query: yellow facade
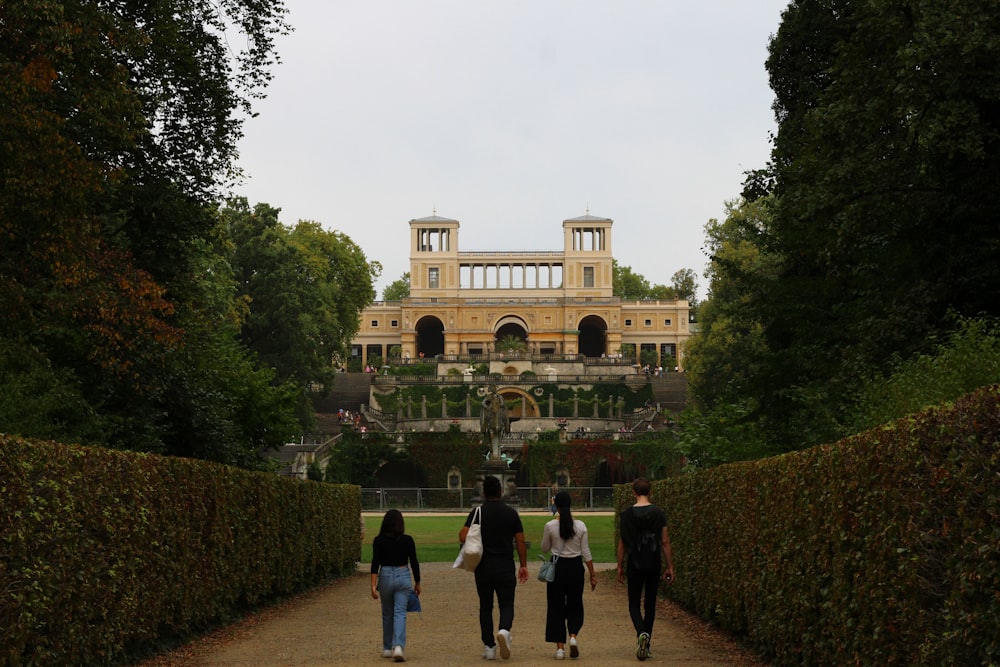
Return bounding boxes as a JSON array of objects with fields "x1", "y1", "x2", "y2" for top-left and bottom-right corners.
[{"x1": 350, "y1": 213, "x2": 690, "y2": 368}]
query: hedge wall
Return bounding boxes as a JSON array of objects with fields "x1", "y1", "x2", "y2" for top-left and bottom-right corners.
[
  {"x1": 616, "y1": 384, "x2": 1000, "y2": 666},
  {"x1": 0, "y1": 436, "x2": 361, "y2": 666}
]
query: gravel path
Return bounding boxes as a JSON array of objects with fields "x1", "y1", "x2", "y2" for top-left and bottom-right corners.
[{"x1": 138, "y1": 561, "x2": 767, "y2": 666}]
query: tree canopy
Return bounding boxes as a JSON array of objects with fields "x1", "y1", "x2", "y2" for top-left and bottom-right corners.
[
  {"x1": 382, "y1": 272, "x2": 411, "y2": 301},
  {"x1": 222, "y1": 199, "x2": 379, "y2": 391},
  {"x1": 0, "y1": 1, "x2": 376, "y2": 467},
  {"x1": 612, "y1": 260, "x2": 698, "y2": 304},
  {"x1": 685, "y1": 0, "x2": 1000, "y2": 459}
]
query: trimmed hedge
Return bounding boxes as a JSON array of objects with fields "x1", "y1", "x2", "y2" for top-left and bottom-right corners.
[
  {"x1": 0, "y1": 436, "x2": 361, "y2": 666},
  {"x1": 616, "y1": 384, "x2": 1000, "y2": 666}
]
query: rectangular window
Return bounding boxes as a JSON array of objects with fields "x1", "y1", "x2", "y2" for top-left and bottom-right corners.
[
  {"x1": 663, "y1": 318, "x2": 672, "y2": 326},
  {"x1": 370, "y1": 320, "x2": 379, "y2": 327},
  {"x1": 428, "y1": 267, "x2": 439, "y2": 288},
  {"x1": 583, "y1": 266, "x2": 594, "y2": 288},
  {"x1": 390, "y1": 320, "x2": 398, "y2": 327},
  {"x1": 624, "y1": 319, "x2": 632, "y2": 327},
  {"x1": 366, "y1": 344, "x2": 383, "y2": 362},
  {"x1": 644, "y1": 319, "x2": 652, "y2": 327},
  {"x1": 351, "y1": 344, "x2": 362, "y2": 358},
  {"x1": 660, "y1": 343, "x2": 676, "y2": 364}
]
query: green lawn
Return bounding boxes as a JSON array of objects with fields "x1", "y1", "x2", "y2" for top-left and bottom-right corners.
[{"x1": 361, "y1": 514, "x2": 617, "y2": 564}]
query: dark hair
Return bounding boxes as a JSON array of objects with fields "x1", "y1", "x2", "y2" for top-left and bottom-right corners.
[
  {"x1": 632, "y1": 477, "x2": 651, "y2": 496},
  {"x1": 380, "y1": 509, "x2": 404, "y2": 537},
  {"x1": 554, "y1": 491, "x2": 576, "y2": 539},
  {"x1": 482, "y1": 475, "x2": 502, "y2": 499}
]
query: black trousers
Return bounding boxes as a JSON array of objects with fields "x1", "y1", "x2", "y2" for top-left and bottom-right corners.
[
  {"x1": 545, "y1": 555, "x2": 585, "y2": 643},
  {"x1": 626, "y1": 559, "x2": 660, "y2": 636},
  {"x1": 474, "y1": 558, "x2": 517, "y2": 647}
]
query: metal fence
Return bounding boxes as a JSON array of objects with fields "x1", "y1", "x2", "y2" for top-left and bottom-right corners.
[{"x1": 361, "y1": 486, "x2": 615, "y2": 512}]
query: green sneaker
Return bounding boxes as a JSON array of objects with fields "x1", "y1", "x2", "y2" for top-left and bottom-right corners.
[{"x1": 637, "y1": 632, "x2": 650, "y2": 661}]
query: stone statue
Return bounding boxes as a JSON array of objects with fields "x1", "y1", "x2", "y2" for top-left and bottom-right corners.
[{"x1": 480, "y1": 385, "x2": 509, "y2": 460}]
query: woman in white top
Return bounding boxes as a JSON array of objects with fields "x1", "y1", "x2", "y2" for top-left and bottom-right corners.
[{"x1": 541, "y1": 491, "x2": 598, "y2": 660}]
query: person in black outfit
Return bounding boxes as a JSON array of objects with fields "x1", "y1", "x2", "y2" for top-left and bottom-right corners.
[
  {"x1": 459, "y1": 475, "x2": 529, "y2": 660},
  {"x1": 371, "y1": 509, "x2": 421, "y2": 662},
  {"x1": 616, "y1": 477, "x2": 674, "y2": 661}
]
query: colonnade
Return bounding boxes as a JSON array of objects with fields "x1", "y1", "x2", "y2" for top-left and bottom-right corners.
[{"x1": 459, "y1": 262, "x2": 564, "y2": 289}]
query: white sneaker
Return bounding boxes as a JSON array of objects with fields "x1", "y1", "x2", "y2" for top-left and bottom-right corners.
[
  {"x1": 392, "y1": 645, "x2": 405, "y2": 662},
  {"x1": 497, "y1": 629, "x2": 512, "y2": 659},
  {"x1": 382, "y1": 649, "x2": 393, "y2": 658},
  {"x1": 568, "y1": 636, "x2": 579, "y2": 659},
  {"x1": 555, "y1": 648, "x2": 566, "y2": 660},
  {"x1": 483, "y1": 644, "x2": 497, "y2": 660}
]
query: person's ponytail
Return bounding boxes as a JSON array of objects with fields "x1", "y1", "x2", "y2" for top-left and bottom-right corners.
[{"x1": 554, "y1": 491, "x2": 575, "y2": 540}]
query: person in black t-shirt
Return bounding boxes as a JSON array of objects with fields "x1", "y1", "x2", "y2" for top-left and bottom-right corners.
[
  {"x1": 371, "y1": 509, "x2": 421, "y2": 662},
  {"x1": 616, "y1": 477, "x2": 675, "y2": 661},
  {"x1": 459, "y1": 476, "x2": 528, "y2": 660}
]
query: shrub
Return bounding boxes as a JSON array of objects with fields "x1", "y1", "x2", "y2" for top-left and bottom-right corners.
[
  {"x1": 0, "y1": 436, "x2": 361, "y2": 666},
  {"x1": 618, "y1": 385, "x2": 1000, "y2": 666}
]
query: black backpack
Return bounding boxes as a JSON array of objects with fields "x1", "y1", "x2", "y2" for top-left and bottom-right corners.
[{"x1": 631, "y1": 527, "x2": 659, "y2": 571}]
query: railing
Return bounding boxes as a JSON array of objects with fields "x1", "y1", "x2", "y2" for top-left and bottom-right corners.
[
  {"x1": 434, "y1": 353, "x2": 587, "y2": 362},
  {"x1": 402, "y1": 296, "x2": 622, "y2": 306},
  {"x1": 378, "y1": 353, "x2": 641, "y2": 367},
  {"x1": 366, "y1": 296, "x2": 686, "y2": 307},
  {"x1": 348, "y1": 429, "x2": 648, "y2": 443},
  {"x1": 372, "y1": 373, "x2": 641, "y2": 386},
  {"x1": 361, "y1": 486, "x2": 615, "y2": 511},
  {"x1": 362, "y1": 405, "x2": 396, "y2": 430},
  {"x1": 457, "y1": 250, "x2": 565, "y2": 257}
]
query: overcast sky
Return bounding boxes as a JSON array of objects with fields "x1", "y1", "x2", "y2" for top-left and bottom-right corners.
[{"x1": 233, "y1": 1, "x2": 790, "y2": 300}]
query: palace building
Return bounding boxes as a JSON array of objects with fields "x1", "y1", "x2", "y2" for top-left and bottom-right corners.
[{"x1": 349, "y1": 212, "x2": 691, "y2": 369}]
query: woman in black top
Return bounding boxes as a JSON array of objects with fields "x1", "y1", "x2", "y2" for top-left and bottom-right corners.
[{"x1": 370, "y1": 509, "x2": 421, "y2": 662}]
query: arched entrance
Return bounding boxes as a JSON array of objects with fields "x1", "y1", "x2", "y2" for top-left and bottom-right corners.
[
  {"x1": 494, "y1": 315, "x2": 528, "y2": 350},
  {"x1": 415, "y1": 316, "x2": 445, "y2": 358},
  {"x1": 497, "y1": 387, "x2": 541, "y2": 419},
  {"x1": 578, "y1": 315, "x2": 608, "y2": 357}
]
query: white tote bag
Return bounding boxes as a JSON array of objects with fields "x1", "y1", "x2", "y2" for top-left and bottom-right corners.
[{"x1": 454, "y1": 505, "x2": 483, "y2": 572}]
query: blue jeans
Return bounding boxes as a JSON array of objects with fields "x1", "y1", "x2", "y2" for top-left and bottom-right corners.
[{"x1": 378, "y1": 566, "x2": 412, "y2": 650}]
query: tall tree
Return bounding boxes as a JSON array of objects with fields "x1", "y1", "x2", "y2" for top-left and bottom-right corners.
[
  {"x1": 382, "y1": 273, "x2": 411, "y2": 301},
  {"x1": 670, "y1": 268, "x2": 699, "y2": 319},
  {"x1": 612, "y1": 260, "x2": 681, "y2": 301},
  {"x1": 745, "y1": 0, "x2": 1000, "y2": 449},
  {"x1": 680, "y1": 198, "x2": 779, "y2": 463},
  {"x1": 0, "y1": 0, "x2": 291, "y2": 464},
  {"x1": 223, "y1": 199, "x2": 379, "y2": 396},
  {"x1": 289, "y1": 219, "x2": 381, "y2": 382}
]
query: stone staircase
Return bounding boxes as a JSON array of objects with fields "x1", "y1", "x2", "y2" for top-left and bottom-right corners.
[
  {"x1": 311, "y1": 372, "x2": 373, "y2": 434},
  {"x1": 649, "y1": 373, "x2": 688, "y2": 414}
]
